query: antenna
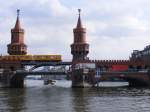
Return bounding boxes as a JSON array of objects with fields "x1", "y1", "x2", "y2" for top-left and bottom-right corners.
[
  {"x1": 78, "y1": 9, "x2": 81, "y2": 16},
  {"x1": 17, "y1": 9, "x2": 20, "y2": 17}
]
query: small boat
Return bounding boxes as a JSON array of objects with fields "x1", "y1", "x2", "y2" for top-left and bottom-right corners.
[{"x1": 44, "y1": 80, "x2": 56, "y2": 85}]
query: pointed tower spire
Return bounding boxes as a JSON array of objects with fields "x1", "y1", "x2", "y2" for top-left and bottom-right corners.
[
  {"x1": 7, "y1": 9, "x2": 27, "y2": 55},
  {"x1": 14, "y1": 9, "x2": 21, "y2": 30},
  {"x1": 76, "y1": 9, "x2": 83, "y2": 28},
  {"x1": 71, "y1": 9, "x2": 89, "y2": 61}
]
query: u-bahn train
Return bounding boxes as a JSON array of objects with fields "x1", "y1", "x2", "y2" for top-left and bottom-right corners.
[{"x1": 0, "y1": 55, "x2": 61, "y2": 61}]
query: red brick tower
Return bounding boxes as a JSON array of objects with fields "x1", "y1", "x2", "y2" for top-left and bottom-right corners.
[
  {"x1": 71, "y1": 9, "x2": 89, "y2": 61},
  {"x1": 7, "y1": 9, "x2": 27, "y2": 55}
]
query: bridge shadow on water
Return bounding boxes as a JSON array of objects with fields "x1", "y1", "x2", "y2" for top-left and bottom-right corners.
[{"x1": 0, "y1": 88, "x2": 26, "y2": 112}]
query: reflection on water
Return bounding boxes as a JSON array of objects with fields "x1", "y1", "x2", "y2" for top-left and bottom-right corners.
[
  {"x1": 0, "y1": 88, "x2": 25, "y2": 112},
  {"x1": 7, "y1": 89, "x2": 25, "y2": 112},
  {"x1": 0, "y1": 80, "x2": 150, "y2": 112},
  {"x1": 71, "y1": 88, "x2": 90, "y2": 112}
]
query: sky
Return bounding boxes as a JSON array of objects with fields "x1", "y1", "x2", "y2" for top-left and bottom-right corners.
[{"x1": 1, "y1": 0, "x2": 150, "y2": 61}]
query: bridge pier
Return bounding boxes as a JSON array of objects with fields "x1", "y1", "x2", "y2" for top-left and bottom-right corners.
[
  {"x1": 71, "y1": 69, "x2": 95, "y2": 88},
  {"x1": 0, "y1": 70, "x2": 25, "y2": 88},
  {"x1": 10, "y1": 74, "x2": 24, "y2": 88}
]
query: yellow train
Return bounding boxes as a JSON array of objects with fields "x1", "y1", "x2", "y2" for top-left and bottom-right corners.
[{"x1": 0, "y1": 55, "x2": 61, "y2": 61}]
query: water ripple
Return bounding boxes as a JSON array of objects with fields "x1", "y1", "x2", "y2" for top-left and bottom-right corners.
[{"x1": 0, "y1": 80, "x2": 150, "y2": 112}]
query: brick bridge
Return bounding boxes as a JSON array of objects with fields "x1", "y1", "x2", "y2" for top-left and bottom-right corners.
[{"x1": 1, "y1": 9, "x2": 150, "y2": 88}]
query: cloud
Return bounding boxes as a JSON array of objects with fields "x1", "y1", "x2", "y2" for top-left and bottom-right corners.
[{"x1": 1, "y1": 0, "x2": 150, "y2": 61}]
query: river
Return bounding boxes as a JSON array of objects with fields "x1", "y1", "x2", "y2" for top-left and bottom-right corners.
[{"x1": 0, "y1": 80, "x2": 150, "y2": 112}]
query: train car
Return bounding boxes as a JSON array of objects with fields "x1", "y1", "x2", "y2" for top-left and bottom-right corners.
[
  {"x1": 31, "y1": 55, "x2": 61, "y2": 61},
  {"x1": 0, "y1": 55, "x2": 61, "y2": 62}
]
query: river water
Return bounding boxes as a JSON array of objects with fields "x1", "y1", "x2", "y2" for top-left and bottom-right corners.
[{"x1": 0, "y1": 80, "x2": 150, "y2": 112}]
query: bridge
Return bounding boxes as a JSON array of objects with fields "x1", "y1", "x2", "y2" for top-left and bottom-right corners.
[
  {"x1": 15, "y1": 71, "x2": 68, "y2": 76},
  {"x1": 1, "y1": 9, "x2": 150, "y2": 88},
  {"x1": 1, "y1": 55, "x2": 150, "y2": 88},
  {"x1": 0, "y1": 61, "x2": 71, "y2": 88}
]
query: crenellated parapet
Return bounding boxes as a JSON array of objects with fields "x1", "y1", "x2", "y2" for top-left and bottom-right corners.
[
  {"x1": 89, "y1": 60, "x2": 145, "y2": 66},
  {"x1": 89, "y1": 59, "x2": 130, "y2": 65}
]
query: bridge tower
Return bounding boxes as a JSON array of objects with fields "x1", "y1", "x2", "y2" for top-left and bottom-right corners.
[
  {"x1": 71, "y1": 9, "x2": 95, "y2": 88},
  {"x1": 2, "y1": 10, "x2": 27, "y2": 88},
  {"x1": 71, "y1": 9, "x2": 89, "y2": 62},
  {"x1": 7, "y1": 9, "x2": 27, "y2": 55}
]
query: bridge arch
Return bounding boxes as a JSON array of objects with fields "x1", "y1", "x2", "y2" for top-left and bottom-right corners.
[
  {"x1": 28, "y1": 64, "x2": 70, "y2": 72},
  {"x1": 120, "y1": 77, "x2": 149, "y2": 87},
  {"x1": 100, "y1": 71, "x2": 150, "y2": 87}
]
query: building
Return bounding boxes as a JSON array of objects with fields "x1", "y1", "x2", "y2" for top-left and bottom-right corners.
[{"x1": 131, "y1": 45, "x2": 150, "y2": 62}]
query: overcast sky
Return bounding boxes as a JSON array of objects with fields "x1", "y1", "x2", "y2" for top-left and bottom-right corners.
[{"x1": 1, "y1": 0, "x2": 150, "y2": 61}]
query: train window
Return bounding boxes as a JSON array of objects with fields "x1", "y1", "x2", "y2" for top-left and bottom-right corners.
[{"x1": 51, "y1": 56, "x2": 54, "y2": 59}]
